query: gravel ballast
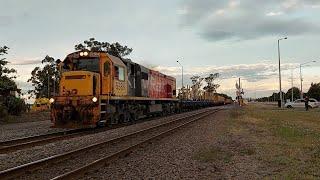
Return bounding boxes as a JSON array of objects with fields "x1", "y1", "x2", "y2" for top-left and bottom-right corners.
[
  {"x1": 0, "y1": 107, "x2": 220, "y2": 174},
  {"x1": 0, "y1": 120, "x2": 65, "y2": 142},
  {"x1": 80, "y1": 106, "x2": 259, "y2": 179}
]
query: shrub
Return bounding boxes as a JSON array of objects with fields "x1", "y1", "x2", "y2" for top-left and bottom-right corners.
[
  {"x1": 0, "y1": 103, "x2": 8, "y2": 118},
  {"x1": 4, "y1": 96, "x2": 26, "y2": 116}
]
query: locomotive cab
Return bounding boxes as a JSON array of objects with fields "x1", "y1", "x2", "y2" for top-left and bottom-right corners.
[{"x1": 51, "y1": 51, "x2": 128, "y2": 128}]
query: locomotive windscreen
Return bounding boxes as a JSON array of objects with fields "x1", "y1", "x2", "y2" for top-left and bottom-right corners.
[
  {"x1": 64, "y1": 58, "x2": 100, "y2": 72},
  {"x1": 74, "y1": 58, "x2": 99, "y2": 72}
]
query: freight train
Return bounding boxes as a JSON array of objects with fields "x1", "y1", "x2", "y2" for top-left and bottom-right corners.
[{"x1": 50, "y1": 51, "x2": 229, "y2": 129}]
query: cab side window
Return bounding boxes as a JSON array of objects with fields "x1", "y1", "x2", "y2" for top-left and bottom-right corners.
[
  {"x1": 118, "y1": 66, "x2": 125, "y2": 81},
  {"x1": 114, "y1": 66, "x2": 125, "y2": 81},
  {"x1": 114, "y1": 66, "x2": 119, "y2": 80},
  {"x1": 104, "y1": 62, "x2": 110, "y2": 76}
]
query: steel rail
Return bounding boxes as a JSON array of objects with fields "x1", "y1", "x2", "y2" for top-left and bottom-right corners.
[
  {"x1": 0, "y1": 109, "x2": 215, "y2": 179},
  {"x1": 0, "y1": 131, "x2": 88, "y2": 154},
  {"x1": 0, "y1": 128, "x2": 97, "y2": 154}
]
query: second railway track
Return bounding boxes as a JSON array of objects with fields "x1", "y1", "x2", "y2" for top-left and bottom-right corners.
[
  {"x1": 0, "y1": 129, "x2": 98, "y2": 154},
  {"x1": 0, "y1": 108, "x2": 221, "y2": 180},
  {"x1": 0, "y1": 109, "x2": 210, "y2": 154}
]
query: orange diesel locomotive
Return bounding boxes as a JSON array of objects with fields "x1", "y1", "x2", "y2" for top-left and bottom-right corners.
[{"x1": 51, "y1": 51, "x2": 179, "y2": 128}]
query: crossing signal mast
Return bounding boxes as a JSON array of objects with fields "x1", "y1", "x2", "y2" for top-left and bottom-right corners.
[{"x1": 236, "y1": 78, "x2": 244, "y2": 106}]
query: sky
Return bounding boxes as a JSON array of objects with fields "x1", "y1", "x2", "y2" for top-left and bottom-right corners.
[{"x1": 1, "y1": 0, "x2": 320, "y2": 100}]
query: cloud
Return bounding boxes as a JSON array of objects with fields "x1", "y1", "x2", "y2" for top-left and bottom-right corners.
[
  {"x1": 10, "y1": 59, "x2": 41, "y2": 65},
  {"x1": 266, "y1": 12, "x2": 284, "y2": 16},
  {"x1": 16, "y1": 80, "x2": 33, "y2": 90},
  {"x1": 179, "y1": 0, "x2": 320, "y2": 41},
  {"x1": 153, "y1": 61, "x2": 300, "y2": 82},
  {"x1": 0, "y1": 16, "x2": 13, "y2": 26},
  {"x1": 154, "y1": 62, "x2": 301, "y2": 98}
]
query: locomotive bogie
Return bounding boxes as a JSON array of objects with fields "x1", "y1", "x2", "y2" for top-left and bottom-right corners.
[{"x1": 50, "y1": 95, "x2": 100, "y2": 128}]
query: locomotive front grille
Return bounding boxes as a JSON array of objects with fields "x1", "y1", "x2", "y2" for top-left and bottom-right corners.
[{"x1": 51, "y1": 96, "x2": 100, "y2": 128}]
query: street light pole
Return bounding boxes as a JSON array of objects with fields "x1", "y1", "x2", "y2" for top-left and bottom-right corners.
[
  {"x1": 47, "y1": 75, "x2": 50, "y2": 98},
  {"x1": 299, "y1": 64, "x2": 302, "y2": 99},
  {"x1": 291, "y1": 69, "x2": 294, "y2": 102},
  {"x1": 176, "y1": 60, "x2": 184, "y2": 89},
  {"x1": 278, "y1": 37, "x2": 287, "y2": 108},
  {"x1": 299, "y1": 60, "x2": 317, "y2": 99}
]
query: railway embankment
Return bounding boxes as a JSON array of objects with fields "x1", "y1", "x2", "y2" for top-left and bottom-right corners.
[
  {"x1": 0, "y1": 111, "x2": 50, "y2": 124},
  {"x1": 0, "y1": 111, "x2": 62, "y2": 142}
]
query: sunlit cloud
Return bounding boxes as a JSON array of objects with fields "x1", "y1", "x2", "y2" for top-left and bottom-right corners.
[
  {"x1": 10, "y1": 59, "x2": 41, "y2": 65},
  {"x1": 266, "y1": 11, "x2": 284, "y2": 16},
  {"x1": 153, "y1": 61, "x2": 300, "y2": 82}
]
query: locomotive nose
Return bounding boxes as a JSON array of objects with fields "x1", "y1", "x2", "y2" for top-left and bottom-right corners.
[{"x1": 60, "y1": 71, "x2": 100, "y2": 96}]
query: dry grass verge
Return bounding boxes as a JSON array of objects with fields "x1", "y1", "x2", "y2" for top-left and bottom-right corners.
[
  {"x1": 233, "y1": 105, "x2": 320, "y2": 178},
  {"x1": 193, "y1": 105, "x2": 320, "y2": 179},
  {"x1": 0, "y1": 111, "x2": 50, "y2": 124}
]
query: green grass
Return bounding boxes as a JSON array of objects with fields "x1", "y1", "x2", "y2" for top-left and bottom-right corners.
[
  {"x1": 229, "y1": 108, "x2": 244, "y2": 119},
  {"x1": 273, "y1": 125, "x2": 305, "y2": 141},
  {"x1": 230, "y1": 104, "x2": 320, "y2": 178}
]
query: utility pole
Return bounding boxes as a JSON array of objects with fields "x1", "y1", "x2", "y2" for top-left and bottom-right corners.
[
  {"x1": 47, "y1": 75, "x2": 50, "y2": 98},
  {"x1": 278, "y1": 39, "x2": 282, "y2": 107},
  {"x1": 239, "y1": 78, "x2": 241, "y2": 106},
  {"x1": 291, "y1": 69, "x2": 294, "y2": 102},
  {"x1": 176, "y1": 60, "x2": 184, "y2": 89},
  {"x1": 53, "y1": 76, "x2": 55, "y2": 96},
  {"x1": 299, "y1": 60, "x2": 316, "y2": 99},
  {"x1": 52, "y1": 76, "x2": 56, "y2": 96},
  {"x1": 300, "y1": 64, "x2": 303, "y2": 99},
  {"x1": 277, "y1": 37, "x2": 287, "y2": 108}
]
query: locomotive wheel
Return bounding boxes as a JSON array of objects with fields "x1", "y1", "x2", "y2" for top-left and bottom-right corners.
[
  {"x1": 111, "y1": 114, "x2": 119, "y2": 125},
  {"x1": 121, "y1": 113, "x2": 130, "y2": 124},
  {"x1": 130, "y1": 113, "x2": 139, "y2": 123}
]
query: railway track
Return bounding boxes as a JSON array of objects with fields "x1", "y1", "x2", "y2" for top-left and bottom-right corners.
[
  {"x1": 0, "y1": 129, "x2": 97, "y2": 154},
  {"x1": 0, "y1": 109, "x2": 207, "y2": 154},
  {"x1": 0, "y1": 108, "x2": 221, "y2": 180}
]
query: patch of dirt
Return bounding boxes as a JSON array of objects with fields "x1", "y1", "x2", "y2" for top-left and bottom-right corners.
[{"x1": 0, "y1": 111, "x2": 50, "y2": 124}]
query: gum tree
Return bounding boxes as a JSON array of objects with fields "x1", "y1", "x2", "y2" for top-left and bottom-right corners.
[{"x1": 74, "y1": 38, "x2": 133, "y2": 58}]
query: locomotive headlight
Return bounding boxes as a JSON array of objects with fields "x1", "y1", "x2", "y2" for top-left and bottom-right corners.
[
  {"x1": 92, "y1": 97, "x2": 98, "y2": 103},
  {"x1": 49, "y1": 98, "x2": 55, "y2": 104},
  {"x1": 79, "y1": 52, "x2": 84, "y2": 56},
  {"x1": 83, "y1": 51, "x2": 89, "y2": 56}
]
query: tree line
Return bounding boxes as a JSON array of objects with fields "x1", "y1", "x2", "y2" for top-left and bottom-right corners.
[
  {"x1": 0, "y1": 46, "x2": 26, "y2": 117},
  {"x1": 180, "y1": 73, "x2": 229, "y2": 100},
  {"x1": 256, "y1": 85, "x2": 320, "y2": 102}
]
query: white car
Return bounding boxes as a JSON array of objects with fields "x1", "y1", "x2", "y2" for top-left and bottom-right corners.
[{"x1": 285, "y1": 98, "x2": 319, "y2": 108}]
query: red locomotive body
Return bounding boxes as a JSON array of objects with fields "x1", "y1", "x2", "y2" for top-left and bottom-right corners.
[{"x1": 148, "y1": 70, "x2": 176, "y2": 98}]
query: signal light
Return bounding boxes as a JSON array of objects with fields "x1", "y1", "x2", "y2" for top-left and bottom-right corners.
[
  {"x1": 79, "y1": 51, "x2": 88, "y2": 57},
  {"x1": 49, "y1": 98, "x2": 55, "y2": 104},
  {"x1": 92, "y1": 97, "x2": 98, "y2": 103}
]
